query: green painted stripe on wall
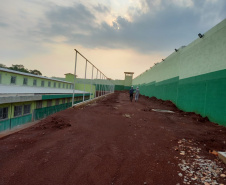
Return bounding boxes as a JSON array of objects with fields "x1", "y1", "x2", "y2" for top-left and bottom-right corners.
[
  {"x1": 179, "y1": 69, "x2": 226, "y2": 85},
  {"x1": 124, "y1": 86, "x2": 131, "y2": 90},
  {"x1": 115, "y1": 85, "x2": 125, "y2": 91},
  {"x1": 0, "y1": 119, "x2": 10, "y2": 132},
  {"x1": 42, "y1": 93, "x2": 90, "y2": 100},
  {"x1": 138, "y1": 69, "x2": 226, "y2": 126},
  {"x1": 34, "y1": 103, "x2": 71, "y2": 120},
  {"x1": 34, "y1": 100, "x2": 84, "y2": 121},
  {"x1": 115, "y1": 85, "x2": 132, "y2": 91},
  {"x1": 157, "y1": 77, "x2": 179, "y2": 86},
  {"x1": 10, "y1": 114, "x2": 32, "y2": 129}
]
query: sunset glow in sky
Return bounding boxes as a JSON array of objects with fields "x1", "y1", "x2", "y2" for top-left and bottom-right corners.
[{"x1": 0, "y1": 0, "x2": 226, "y2": 79}]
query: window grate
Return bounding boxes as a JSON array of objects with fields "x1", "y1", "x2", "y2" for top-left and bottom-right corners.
[
  {"x1": 23, "y1": 78, "x2": 28, "y2": 85},
  {"x1": 14, "y1": 105, "x2": 22, "y2": 117},
  {"x1": 0, "y1": 107, "x2": 8, "y2": 120},
  {"x1": 36, "y1": 101, "x2": 42, "y2": 109},
  {"x1": 33, "y1": 79, "x2": 37, "y2": 86},
  {"x1": 47, "y1": 100, "x2": 52, "y2": 107},
  {"x1": 41, "y1": 81, "x2": 45, "y2": 87},
  {"x1": 55, "y1": 99, "x2": 60, "y2": 105},
  {"x1": 24, "y1": 104, "x2": 31, "y2": 115},
  {"x1": 11, "y1": 76, "x2": 16, "y2": 84}
]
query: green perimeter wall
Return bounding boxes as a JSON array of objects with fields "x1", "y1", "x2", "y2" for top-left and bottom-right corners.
[
  {"x1": 114, "y1": 79, "x2": 131, "y2": 90},
  {"x1": 133, "y1": 19, "x2": 226, "y2": 126}
]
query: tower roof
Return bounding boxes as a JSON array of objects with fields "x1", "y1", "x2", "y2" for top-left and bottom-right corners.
[{"x1": 124, "y1": 72, "x2": 134, "y2": 74}]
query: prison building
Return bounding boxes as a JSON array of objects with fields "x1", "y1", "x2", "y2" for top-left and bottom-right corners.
[{"x1": 0, "y1": 67, "x2": 90, "y2": 132}]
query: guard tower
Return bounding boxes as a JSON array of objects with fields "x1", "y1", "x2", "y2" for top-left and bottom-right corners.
[{"x1": 124, "y1": 72, "x2": 134, "y2": 90}]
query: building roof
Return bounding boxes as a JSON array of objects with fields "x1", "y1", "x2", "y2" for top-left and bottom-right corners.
[
  {"x1": 0, "y1": 67, "x2": 72, "y2": 84},
  {"x1": 0, "y1": 84, "x2": 91, "y2": 104},
  {"x1": 0, "y1": 84, "x2": 87, "y2": 94}
]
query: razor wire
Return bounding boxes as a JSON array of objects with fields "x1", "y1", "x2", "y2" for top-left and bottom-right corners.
[{"x1": 72, "y1": 49, "x2": 115, "y2": 106}]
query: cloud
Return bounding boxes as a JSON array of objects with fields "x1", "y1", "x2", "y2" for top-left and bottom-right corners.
[
  {"x1": 0, "y1": 0, "x2": 226, "y2": 60},
  {"x1": 0, "y1": 22, "x2": 8, "y2": 27},
  {"x1": 37, "y1": 0, "x2": 226, "y2": 54},
  {"x1": 94, "y1": 4, "x2": 110, "y2": 13}
]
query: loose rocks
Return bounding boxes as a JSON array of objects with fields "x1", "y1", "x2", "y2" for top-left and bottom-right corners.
[{"x1": 175, "y1": 139, "x2": 225, "y2": 185}]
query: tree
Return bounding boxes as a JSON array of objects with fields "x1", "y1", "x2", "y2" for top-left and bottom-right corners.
[
  {"x1": 0, "y1": 63, "x2": 7, "y2": 68},
  {"x1": 1, "y1": 64, "x2": 43, "y2": 76},
  {"x1": 29, "y1": 69, "x2": 42, "y2": 75},
  {"x1": 8, "y1": 64, "x2": 30, "y2": 73}
]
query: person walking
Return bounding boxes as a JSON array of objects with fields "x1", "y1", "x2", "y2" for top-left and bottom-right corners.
[
  {"x1": 129, "y1": 86, "x2": 135, "y2": 102},
  {"x1": 135, "y1": 87, "x2": 140, "y2": 102}
]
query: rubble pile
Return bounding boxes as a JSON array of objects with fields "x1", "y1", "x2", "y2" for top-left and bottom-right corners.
[{"x1": 175, "y1": 139, "x2": 226, "y2": 185}]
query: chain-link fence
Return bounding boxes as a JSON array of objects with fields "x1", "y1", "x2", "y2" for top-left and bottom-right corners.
[{"x1": 72, "y1": 49, "x2": 115, "y2": 106}]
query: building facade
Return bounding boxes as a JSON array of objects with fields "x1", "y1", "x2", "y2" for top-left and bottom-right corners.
[{"x1": 0, "y1": 68, "x2": 90, "y2": 132}]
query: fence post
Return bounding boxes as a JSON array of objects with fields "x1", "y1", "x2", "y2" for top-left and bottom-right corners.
[
  {"x1": 99, "y1": 72, "x2": 101, "y2": 97},
  {"x1": 72, "y1": 51, "x2": 77, "y2": 107},
  {"x1": 96, "y1": 69, "x2": 98, "y2": 98},
  {"x1": 83, "y1": 60, "x2": 87, "y2": 102},
  {"x1": 90, "y1": 65, "x2": 94, "y2": 100},
  {"x1": 101, "y1": 73, "x2": 103, "y2": 96}
]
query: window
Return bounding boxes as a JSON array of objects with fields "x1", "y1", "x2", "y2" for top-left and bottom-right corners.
[
  {"x1": 23, "y1": 78, "x2": 28, "y2": 85},
  {"x1": 47, "y1": 100, "x2": 52, "y2": 107},
  {"x1": 62, "y1": 99, "x2": 65, "y2": 104},
  {"x1": 36, "y1": 101, "x2": 42, "y2": 109},
  {"x1": 66, "y1": 84, "x2": 68, "y2": 89},
  {"x1": 14, "y1": 105, "x2": 22, "y2": 117},
  {"x1": 67, "y1": 98, "x2": 71, "y2": 103},
  {"x1": 54, "y1": 82, "x2": 56, "y2": 88},
  {"x1": 48, "y1": 81, "x2": 51, "y2": 87},
  {"x1": 55, "y1": 99, "x2": 60, "y2": 105},
  {"x1": 11, "y1": 76, "x2": 16, "y2": 84},
  {"x1": 63, "y1": 83, "x2": 65, "y2": 88},
  {"x1": 0, "y1": 107, "x2": 8, "y2": 120},
  {"x1": 41, "y1": 81, "x2": 45, "y2": 87},
  {"x1": 24, "y1": 104, "x2": 31, "y2": 115},
  {"x1": 33, "y1": 79, "x2": 37, "y2": 86},
  {"x1": 0, "y1": 74, "x2": 2, "y2": 84},
  {"x1": 58, "y1": 83, "x2": 61, "y2": 88}
]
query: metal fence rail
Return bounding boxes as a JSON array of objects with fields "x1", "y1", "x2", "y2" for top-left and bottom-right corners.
[{"x1": 72, "y1": 49, "x2": 115, "y2": 106}]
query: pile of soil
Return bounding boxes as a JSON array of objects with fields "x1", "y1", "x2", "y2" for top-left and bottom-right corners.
[
  {"x1": 35, "y1": 115, "x2": 71, "y2": 130},
  {"x1": 143, "y1": 96, "x2": 209, "y2": 123}
]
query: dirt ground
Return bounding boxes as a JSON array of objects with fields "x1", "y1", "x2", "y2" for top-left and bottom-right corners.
[{"x1": 0, "y1": 91, "x2": 226, "y2": 185}]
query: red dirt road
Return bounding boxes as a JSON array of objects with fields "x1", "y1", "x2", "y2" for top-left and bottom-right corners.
[{"x1": 0, "y1": 91, "x2": 226, "y2": 185}]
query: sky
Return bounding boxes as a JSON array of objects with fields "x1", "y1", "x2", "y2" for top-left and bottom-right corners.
[{"x1": 0, "y1": 0, "x2": 226, "y2": 80}]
